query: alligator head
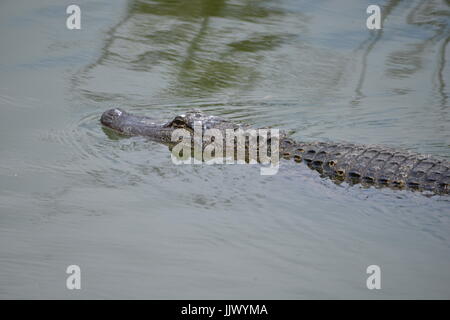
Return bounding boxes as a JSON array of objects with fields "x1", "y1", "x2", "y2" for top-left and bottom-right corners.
[{"x1": 100, "y1": 108, "x2": 242, "y2": 144}]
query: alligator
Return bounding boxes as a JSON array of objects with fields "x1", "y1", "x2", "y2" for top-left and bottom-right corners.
[{"x1": 101, "y1": 108, "x2": 450, "y2": 195}]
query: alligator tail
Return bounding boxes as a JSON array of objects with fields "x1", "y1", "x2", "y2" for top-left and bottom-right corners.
[{"x1": 279, "y1": 139, "x2": 450, "y2": 195}]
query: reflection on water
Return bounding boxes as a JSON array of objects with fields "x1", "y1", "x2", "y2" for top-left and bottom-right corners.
[
  {"x1": 77, "y1": 0, "x2": 449, "y2": 153},
  {"x1": 0, "y1": 0, "x2": 450, "y2": 299},
  {"x1": 351, "y1": 0, "x2": 401, "y2": 103},
  {"x1": 81, "y1": 0, "x2": 302, "y2": 99}
]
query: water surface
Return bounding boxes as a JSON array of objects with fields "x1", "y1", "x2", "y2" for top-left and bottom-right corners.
[{"x1": 0, "y1": 0, "x2": 449, "y2": 299}]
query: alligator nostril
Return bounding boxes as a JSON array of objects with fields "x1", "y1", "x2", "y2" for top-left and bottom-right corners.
[
  {"x1": 101, "y1": 111, "x2": 114, "y2": 125},
  {"x1": 112, "y1": 108, "x2": 123, "y2": 116}
]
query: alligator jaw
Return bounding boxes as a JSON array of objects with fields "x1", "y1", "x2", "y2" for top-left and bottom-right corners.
[
  {"x1": 101, "y1": 108, "x2": 238, "y2": 144},
  {"x1": 101, "y1": 108, "x2": 176, "y2": 142}
]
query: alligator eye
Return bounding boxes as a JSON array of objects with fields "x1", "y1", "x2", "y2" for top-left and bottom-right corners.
[
  {"x1": 327, "y1": 160, "x2": 337, "y2": 167},
  {"x1": 171, "y1": 120, "x2": 186, "y2": 128}
]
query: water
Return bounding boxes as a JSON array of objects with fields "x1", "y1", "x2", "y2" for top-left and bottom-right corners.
[{"x1": 0, "y1": 0, "x2": 449, "y2": 299}]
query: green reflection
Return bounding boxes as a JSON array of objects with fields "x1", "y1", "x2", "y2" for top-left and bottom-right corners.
[{"x1": 112, "y1": 0, "x2": 291, "y2": 97}]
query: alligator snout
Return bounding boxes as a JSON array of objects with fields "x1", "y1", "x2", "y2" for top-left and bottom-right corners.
[{"x1": 100, "y1": 108, "x2": 126, "y2": 127}]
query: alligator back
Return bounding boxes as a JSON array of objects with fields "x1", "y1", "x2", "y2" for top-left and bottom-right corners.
[{"x1": 279, "y1": 139, "x2": 450, "y2": 195}]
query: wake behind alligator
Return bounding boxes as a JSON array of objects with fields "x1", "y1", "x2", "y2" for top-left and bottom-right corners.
[{"x1": 100, "y1": 108, "x2": 450, "y2": 196}]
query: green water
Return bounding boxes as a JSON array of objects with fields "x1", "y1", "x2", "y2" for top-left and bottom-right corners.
[{"x1": 0, "y1": 0, "x2": 449, "y2": 299}]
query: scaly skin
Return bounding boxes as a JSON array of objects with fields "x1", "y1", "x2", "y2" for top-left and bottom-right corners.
[
  {"x1": 101, "y1": 108, "x2": 450, "y2": 195},
  {"x1": 279, "y1": 139, "x2": 450, "y2": 195}
]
